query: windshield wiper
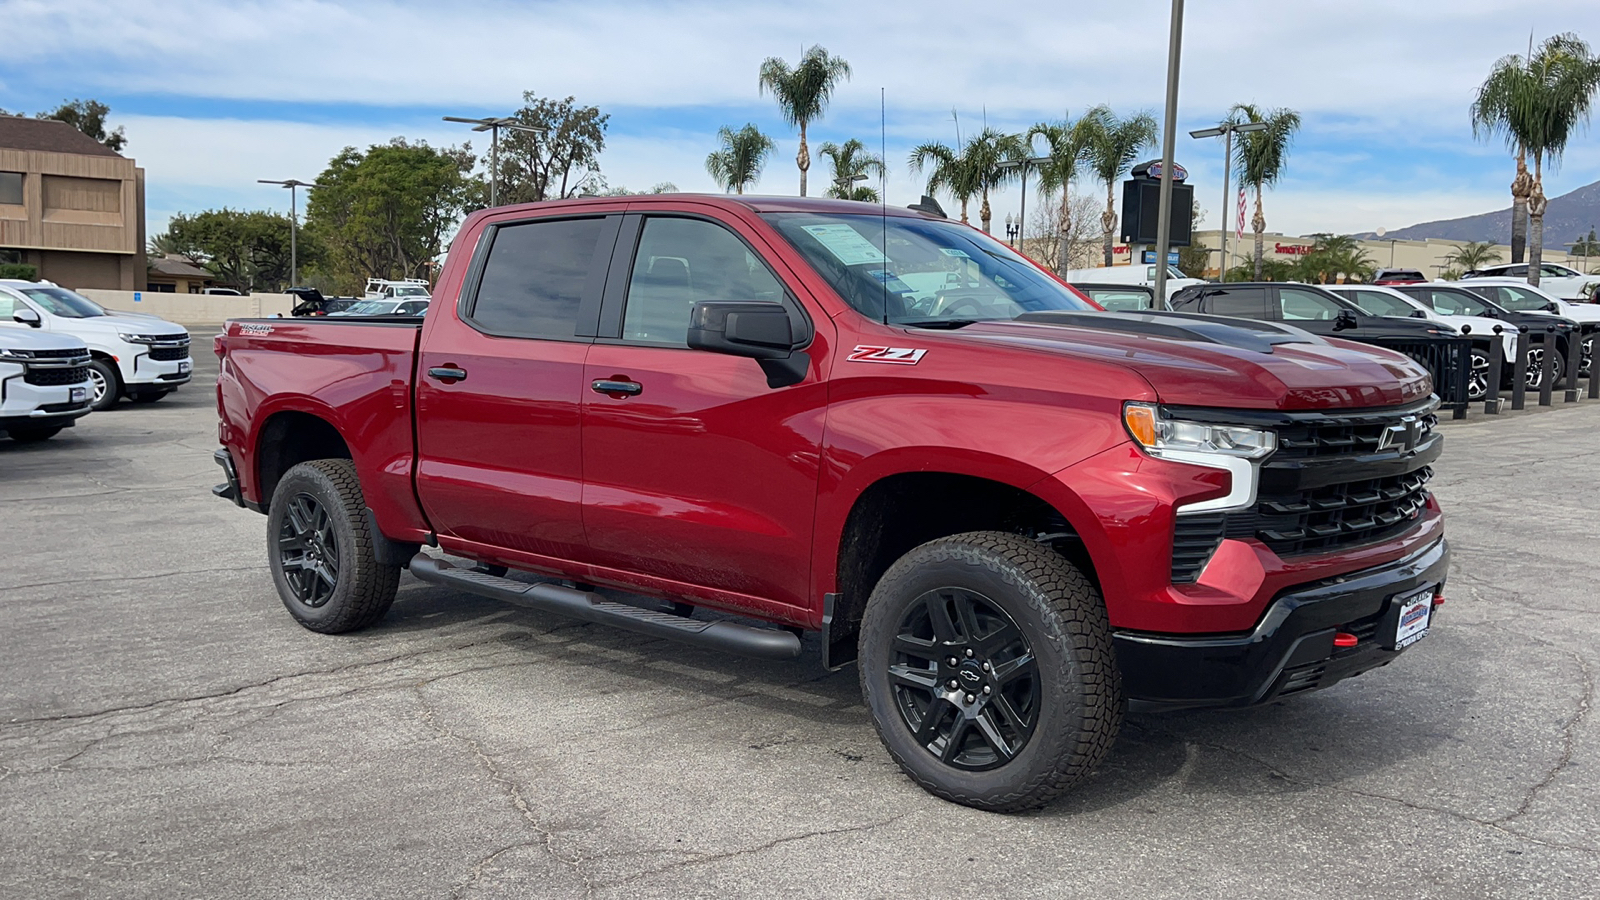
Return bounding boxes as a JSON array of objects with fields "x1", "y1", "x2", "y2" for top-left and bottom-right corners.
[{"x1": 896, "y1": 318, "x2": 981, "y2": 329}]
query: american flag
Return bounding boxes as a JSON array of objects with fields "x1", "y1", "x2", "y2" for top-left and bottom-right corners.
[{"x1": 1235, "y1": 188, "x2": 1247, "y2": 240}]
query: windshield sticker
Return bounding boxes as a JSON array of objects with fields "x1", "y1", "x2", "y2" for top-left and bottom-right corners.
[
  {"x1": 939, "y1": 248, "x2": 972, "y2": 259},
  {"x1": 849, "y1": 345, "x2": 927, "y2": 365},
  {"x1": 801, "y1": 224, "x2": 889, "y2": 266}
]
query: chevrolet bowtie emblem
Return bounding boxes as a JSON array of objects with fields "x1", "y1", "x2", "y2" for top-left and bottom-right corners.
[{"x1": 1377, "y1": 415, "x2": 1423, "y2": 453}]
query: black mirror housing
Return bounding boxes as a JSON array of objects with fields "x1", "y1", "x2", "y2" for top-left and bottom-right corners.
[
  {"x1": 1410, "y1": 309, "x2": 1427, "y2": 318},
  {"x1": 13, "y1": 307, "x2": 41, "y2": 327},
  {"x1": 1547, "y1": 301, "x2": 1561, "y2": 313},
  {"x1": 1333, "y1": 309, "x2": 1359, "y2": 331},
  {"x1": 688, "y1": 302, "x2": 797, "y2": 360}
]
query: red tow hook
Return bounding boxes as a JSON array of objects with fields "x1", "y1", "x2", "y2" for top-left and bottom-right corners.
[
  {"x1": 1432, "y1": 589, "x2": 1446, "y2": 607},
  {"x1": 1333, "y1": 632, "x2": 1359, "y2": 649}
]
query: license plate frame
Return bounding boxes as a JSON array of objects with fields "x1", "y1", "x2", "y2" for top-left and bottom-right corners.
[
  {"x1": 70, "y1": 387, "x2": 87, "y2": 403},
  {"x1": 1390, "y1": 586, "x2": 1433, "y2": 649},
  {"x1": 178, "y1": 361, "x2": 192, "y2": 375}
]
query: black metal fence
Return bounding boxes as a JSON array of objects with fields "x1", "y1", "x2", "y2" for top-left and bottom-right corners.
[{"x1": 1364, "y1": 336, "x2": 1474, "y2": 420}]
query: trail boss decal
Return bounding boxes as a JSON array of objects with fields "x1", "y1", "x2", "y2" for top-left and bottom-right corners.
[
  {"x1": 240, "y1": 323, "x2": 273, "y2": 336},
  {"x1": 849, "y1": 345, "x2": 927, "y2": 365}
]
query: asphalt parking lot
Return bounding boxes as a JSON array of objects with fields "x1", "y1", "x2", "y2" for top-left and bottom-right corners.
[{"x1": 2, "y1": 334, "x2": 1597, "y2": 899}]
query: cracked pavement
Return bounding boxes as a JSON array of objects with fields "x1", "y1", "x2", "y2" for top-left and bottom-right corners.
[{"x1": 1, "y1": 335, "x2": 1597, "y2": 899}]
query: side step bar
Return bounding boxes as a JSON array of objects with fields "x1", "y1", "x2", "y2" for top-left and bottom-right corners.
[{"x1": 407, "y1": 554, "x2": 803, "y2": 661}]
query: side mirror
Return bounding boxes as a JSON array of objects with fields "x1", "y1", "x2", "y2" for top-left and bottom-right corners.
[
  {"x1": 1333, "y1": 309, "x2": 1359, "y2": 331},
  {"x1": 13, "y1": 307, "x2": 41, "y2": 327},
  {"x1": 688, "y1": 301, "x2": 808, "y2": 388},
  {"x1": 1410, "y1": 309, "x2": 1427, "y2": 318},
  {"x1": 1547, "y1": 301, "x2": 1561, "y2": 313}
]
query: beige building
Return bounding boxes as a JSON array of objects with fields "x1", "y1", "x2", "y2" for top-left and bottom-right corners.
[
  {"x1": 1182, "y1": 230, "x2": 1593, "y2": 281},
  {"x1": 145, "y1": 256, "x2": 215, "y2": 293},
  {"x1": 0, "y1": 116, "x2": 146, "y2": 290}
]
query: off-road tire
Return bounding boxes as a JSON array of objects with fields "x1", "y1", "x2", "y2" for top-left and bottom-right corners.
[
  {"x1": 87, "y1": 359, "x2": 121, "y2": 411},
  {"x1": 859, "y1": 531, "x2": 1123, "y2": 811},
  {"x1": 267, "y1": 459, "x2": 400, "y2": 634},
  {"x1": 6, "y1": 426, "x2": 62, "y2": 442}
]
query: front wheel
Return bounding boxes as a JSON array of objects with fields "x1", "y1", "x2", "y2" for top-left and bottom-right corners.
[
  {"x1": 1467, "y1": 348, "x2": 1490, "y2": 401},
  {"x1": 1525, "y1": 346, "x2": 1565, "y2": 390},
  {"x1": 87, "y1": 359, "x2": 121, "y2": 411},
  {"x1": 859, "y1": 531, "x2": 1123, "y2": 811},
  {"x1": 267, "y1": 459, "x2": 400, "y2": 633}
]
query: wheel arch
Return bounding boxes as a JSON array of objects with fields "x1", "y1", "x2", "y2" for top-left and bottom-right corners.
[{"x1": 255, "y1": 408, "x2": 353, "y2": 510}]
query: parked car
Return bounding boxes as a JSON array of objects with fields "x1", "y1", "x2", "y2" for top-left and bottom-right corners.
[
  {"x1": 214, "y1": 194, "x2": 1448, "y2": 812},
  {"x1": 1389, "y1": 283, "x2": 1588, "y2": 388},
  {"x1": 1070, "y1": 283, "x2": 1156, "y2": 312},
  {"x1": 1373, "y1": 268, "x2": 1427, "y2": 285},
  {"x1": 202, "y1": 287, "x2": 245, "y2": 296},
  {"x1": 1324, "y1": 283, "x2": 1516, "y2": 401},
  {"x1": 286, "y1": 287, "x2": 360, "y2": 317},
  {"x1": 1462, "y1": 263, "x2": 1599, "y2": 301},
  {"x1": 0, "y1": 328, "x2": 93, "y2": 442},
  {"x1": 0, "y1": 280, "x2": 192, "y2": 411},
  {"x1": 1062, "y1": 263, "x2": 1205, "y2": 301},
  {"x1": 329, "y1": 298, "x2": 430, "y2": 317},
  {"x1": 362, "y1": 278, "x2": 432, "y2": 301},
  {"x1": 1451, "y1": 278, "x2": 1600, "y2": 334}
]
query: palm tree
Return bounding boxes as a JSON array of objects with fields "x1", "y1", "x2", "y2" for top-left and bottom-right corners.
[
  {"x1": 1029, "y1": 115, "x2": 1096, "y2": 274},
  {"x1": 1293, "y1": 234, "x2": 1376, "y2": 284},
  {"x1": 1443, "y1": 241, "x2": 1503, "y2": 273},
  {"x1": 909, "y1": 141, "x2": 978, "y2": 224},
  {"x1": 1227, "y1": 104, "x2": 1301, "y2": 280},
  {"x1": 819, "y1": 139, "x2": 886, "y2": 202},
  {"x1": 705, "y1": 124, "x2": 775, "y2": 195},
  {"x1": 1473, "y1": 34, "x2": 1600, "y2": 274},
  {"x1": 1081, "y1": 106, "x2": 1158, "y2": 266},
  {"x1": 757, "y1": 46, "x2": 852, "y2": 197}
]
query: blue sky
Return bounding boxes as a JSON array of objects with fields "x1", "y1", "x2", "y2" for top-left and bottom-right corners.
[{"x1": 3, "y1": 0, "x2": 1597, "y2": 241}]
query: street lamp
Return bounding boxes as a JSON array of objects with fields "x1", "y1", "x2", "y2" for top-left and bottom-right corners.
[
  {"x1": 1004, "y1": 214, "x2": 1020, "y2": 247},
  {"x1": 442, "y1": 115, "x2": 547, "y2": 207},
  {"x1": 1189, "y1": 120, "x2": 1267, "y2": 282},
  {"x1": 1376, "y1": 227, "x2": 1398, "y2": 267},
  {"x1": 997, "y1": 153, "x2": 1051, "y2": 250},
  {"x1": 834, "y1": 173, "x2": 868, "y2": 196},
  {"x1": 258, "y1": 178, "x2": 320, "y2": 289}
]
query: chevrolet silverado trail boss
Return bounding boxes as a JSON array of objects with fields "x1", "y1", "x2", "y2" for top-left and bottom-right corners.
[{"x1": 212, "y1": 195, "x2": 1449, "y2": 811}]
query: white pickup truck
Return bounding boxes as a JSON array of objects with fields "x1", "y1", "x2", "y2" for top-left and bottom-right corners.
[
  {"x1": 0, "y1": 280, "x2": 193, "y2": 411},
  {"x1": 0, "y1": 328, "x2": 93, "y2": 442}
]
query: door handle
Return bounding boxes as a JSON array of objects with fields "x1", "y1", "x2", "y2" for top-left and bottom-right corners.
[
  {"x1": 591, "y1": 379, "x2": 642, "y2": 397},
  {"x1": 427, "y1": 366, "x2": 467, "y2": 383}
]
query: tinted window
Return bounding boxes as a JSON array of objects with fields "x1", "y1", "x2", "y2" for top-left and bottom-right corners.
[
  {"x1": 1349, "y1": 289, "x2": 1416, "y2": 317},
  {"x1": 21, "y1": 287, "x2": 107, "y2": 318},
  {"x1": 1278, "y1": 288, "x2": 1346, "y2": 321},
  {"x1": 1082, "y1": 288, "x2": 1153, "y2": 311},
  {"x1": 1541, "y1": 265, "x2": 1574, "y2": 278},
  {"x1": 1483, "y1": 285, "x2": 1547, "y2": 311},
  {"x1": 1418, "y1": 288, "x2": 1492, "y2": 316},
  {"x1": 0, "y1": 172, "x2": 21, "y2": 206},
  {"x1": 1203, "y1": 288, "x2": 1269, "y2": 318},
  {"x1": 623, "y1": 217, "x2": 785, "y2": 345},
  {"x1": 472, "y1": 217, "x2": 607, "y2": 338},
  {"x1": 1506, "y1": 265, "x2": 1528, "y2": 277}
]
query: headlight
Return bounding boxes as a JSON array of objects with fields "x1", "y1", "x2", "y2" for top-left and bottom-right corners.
[
  {"x1": 0, "y1": 347, "x2": 34, "y2": 361},
  {"x1": 118, "y1": 333, "x2": 165, "y2": 344},
  {"x1": 1123, "y1": 402, "x2": 1276, "y2": 459}
]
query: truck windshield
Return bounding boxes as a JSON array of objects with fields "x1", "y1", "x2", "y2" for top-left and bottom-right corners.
[
  {"x1": 765, "y1": 212, "x2": 1094, "y2": 326},
  {"x1": 20, "y1": 287, "x2": 108, "y2": 319}
]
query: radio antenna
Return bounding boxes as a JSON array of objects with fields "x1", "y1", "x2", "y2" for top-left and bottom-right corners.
[{"x1": 881, "y1": 86, "x2": 890, "y2": 326}]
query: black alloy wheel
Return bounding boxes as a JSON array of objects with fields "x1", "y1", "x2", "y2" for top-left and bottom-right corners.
[
  {"x1": 889, "y1": 588, "x2": 1039, "y2": 770},
  {"x1": 1525, "y1": 347, "x2": 1565, "y2": 389},
  {"x1": 1467, "y1": 348, "x2": 1490, "y2": 401},
  {"x1": 277, "y1": 492, "x2": 341, "y2": 608}
]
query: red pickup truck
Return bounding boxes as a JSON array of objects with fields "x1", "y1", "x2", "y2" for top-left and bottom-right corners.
[{"x1": 213, "y1": 195, "x2": 1448, "y2": 811}]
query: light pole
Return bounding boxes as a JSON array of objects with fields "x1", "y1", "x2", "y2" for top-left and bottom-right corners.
[
  {"x1": 834, "y1": 173, "x2": 867, "y2": 197},
  {"x1": 258, "y1": 178, "x2": 319, "y2": 289},
  {"x1": 1150, "y1": 0, "x2": 1188, "y2": 308},
  {"x1": 443, "y1": 115, "x2": 547, "y2": 207},
  {"x1": 1004, "y1": 214, "x2": 1020, "y2": 247},
  {"x1": 997, "y1": 153, "x2": 1050, "y2": 253},
  {"x1": 1189, "y1": 120, "x2": 1267, "y2": 282}
]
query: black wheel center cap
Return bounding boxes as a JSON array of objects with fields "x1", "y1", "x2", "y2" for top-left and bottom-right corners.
[{"x1": 955, "y1": 663, "x2": 985, "y2": 692}]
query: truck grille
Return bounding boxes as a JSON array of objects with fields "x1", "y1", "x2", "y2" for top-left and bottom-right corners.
[
  {"x1": 17, "y1": 347, "x2": 89, "y2": 360},
  {"x1": 1249, "y1": 467, "x2": 1432, "y2": 556},
  {"x1": 1273, "y1": 409, "x2": 1438, "y2": 459},
  {"x1": 24, "y1": 365, "x2": 90, "y2": 386},
  {"x1": 1171, "y1": 514, "x2": 1226, "y2": 583},
  {"x1": 148, "y1": 345, "x2": 190, "y2": 361}
]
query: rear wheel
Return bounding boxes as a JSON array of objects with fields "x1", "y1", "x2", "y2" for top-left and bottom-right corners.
[
  {"x1": 87, "y1": 359, "x2": 120, "y2": 411},
  {"x1": 1526, "y1": 346, "x2": 1565, "y2": 390},
  {"x1": 1467, "y1": 348, "x2": 1490, "y2": 401},
  {"x1": 859, "y1": 531, "x2": 1123, "y2": 811},
  {"x1": 6, "y1": 427, "x2": 62, "y2": 442},
  {"x1": 267, "y1": 459, "x2": 399, "y2": 633}
]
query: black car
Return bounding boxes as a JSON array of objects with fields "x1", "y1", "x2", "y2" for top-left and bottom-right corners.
[
  {"x1": 287, "y1": 287, "x2": 360, "y2": 317},
  {"x1": 1170, "y1": 282, "x2": 1473, "y2": 405},
  {"x1": 1390, "y1": 283, "x2": 1587, "y2": 387}
]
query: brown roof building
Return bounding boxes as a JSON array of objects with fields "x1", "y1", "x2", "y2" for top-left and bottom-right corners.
[{"x1": 0, "y1": 116, "x2": 146, "y2": 290}]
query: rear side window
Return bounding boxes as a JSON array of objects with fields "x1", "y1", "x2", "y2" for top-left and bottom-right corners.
[
  {"x1": 471, "y1": 217, "x2": 608, "y2": 339},
  {"x1": 1203, "y1": 287, "x2": 1269, "y2": 319},
  {"x1": 1350, "y1": 289, "x2": 1414, "y2": 317},
  {"x1": 1278, "y1": 288, "x2": 1345, "y2": 321}
]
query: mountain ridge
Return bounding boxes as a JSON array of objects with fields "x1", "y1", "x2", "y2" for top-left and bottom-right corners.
[{"x1": 1354, "y1": 178, "x2": 1600, "y2": 246}]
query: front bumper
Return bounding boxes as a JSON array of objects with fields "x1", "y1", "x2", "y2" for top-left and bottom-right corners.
[
  {"x1": 1113, "y1": 536, "x2": 1449, "y2": 709},
  {"x1": 0, "y1": 376, "x2": 94, "y2": 430},
  {"x1": 126, "y1": 350, "x2": 193, "y2": 389}
]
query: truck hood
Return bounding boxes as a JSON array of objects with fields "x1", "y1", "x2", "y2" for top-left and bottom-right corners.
[
  {"x1": 55, "y1": 314, "x2": 188, "y2": 338},
  {"x1": 0, "y1": 328, "x2": 89, "y2": 353},
  {"x1": 951, "y1": 312, "x2": 1435, "y2": 410}
]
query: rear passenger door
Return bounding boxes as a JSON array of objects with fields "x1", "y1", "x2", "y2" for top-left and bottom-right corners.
[
  {"x1": 415, "y1": 210, "x2": 621, "y2": 564},
  {"x1": 1198, "y1": 286, "x2": 1270, "y2": 320},
  {"x1": 579, "y1": 211, "x2": 829, "y2": 612}
]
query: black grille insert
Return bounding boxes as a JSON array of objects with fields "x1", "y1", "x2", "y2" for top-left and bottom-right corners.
[
  {"x1": 148, "y1": 345, "x2": 189, "y2": 361},
  {"x1": 24, "y1": 365, "x2": 90, "y2": 386},
  {"x1": 1171, "y1": 514, "x2": 1226, "y2": 583},
  {"x1": 1274, "y1": 410, "x2": 1438, "y2": 460}
]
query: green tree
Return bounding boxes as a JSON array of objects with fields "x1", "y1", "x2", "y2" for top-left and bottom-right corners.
[
  {"x1": 36, "y1": 99, "x2": 126, "y2": 152},
  {"x1": 908, "y1": 129, "x2": 1023, "y2": 234},
  {"x1": 165, "y1": 209, "x2": 304, "y2": 291},
  {"x1": 306, "y1": 139, "x2": 477, "y2": 292},
  {"x1": 1177, "y1": 205, "x2": 1210, "y2": 279},
  {"x1": 908, "y1": 140, "x2": 977, "y2": 224},
  {"x1": 1442, "y1": 240, "x2": 1503, "y2": 273},
  {"x1": 705, "y1": 124, "x2": 776, "y2": 194},
  {"x1": 1029, "y1": 115, "x2": 1097, "y2": 274},
  {"x1": 494, "y1": 92, "x2": 610, "y2": 204},
  {"x1": 1081, "y1": 106, "x2": 1159, "y2": 266},
  {"x1": 1227, "y1": 104, "x2": 1301, "y2": 279},
  {"x1": 758, "y1": 46, "x2": 852, "y2": 197},
  {"x1": 819, "y1": 139, "x2": 885, "y2": 201},
  {"x1": 1292, "y1": 234, "x2": 1376, "y2": 284},
  {"x1": 1226, "y1": 256, "x2": 1295, "y2": 282}
]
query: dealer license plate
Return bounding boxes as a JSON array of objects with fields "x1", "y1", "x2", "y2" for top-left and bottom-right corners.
[
  {"x1": 70, "y1": 387, "x2": 87, "y2": 403},
  {"x1": 1393, "y1": 587, "x2": 1433, "y2": 649},
  {"x1": 178, "y1": 361, "x2": 191, "y2": 374}
]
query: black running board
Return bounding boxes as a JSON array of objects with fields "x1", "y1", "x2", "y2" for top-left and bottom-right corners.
[{"x1": 407, "y1": 554, "x2": 803, "y2": 661}]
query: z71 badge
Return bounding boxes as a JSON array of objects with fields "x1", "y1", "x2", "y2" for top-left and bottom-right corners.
[{"x1": 848, "y1": 345, "x2": 927, "y2": 365}]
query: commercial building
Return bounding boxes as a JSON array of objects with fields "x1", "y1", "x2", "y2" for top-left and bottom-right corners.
[{"x1": 0, "y1": 116, "x2": 146, "y2": 290}]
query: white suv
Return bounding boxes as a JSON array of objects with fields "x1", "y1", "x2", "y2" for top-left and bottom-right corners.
[
  {"x1": 0, "y1": 328, "x2": 94, "y2": 442},
  {"x1": 0, "y1": 280, "x2": 192, "y2": 411},
  {"x1": 1462, "y1": 263, "x2": 1600, "y2": 301}
]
